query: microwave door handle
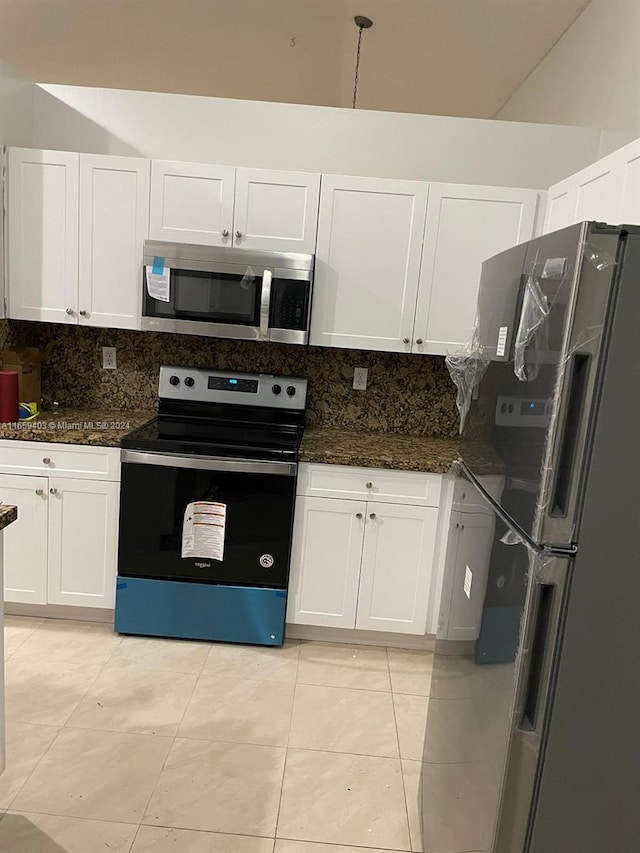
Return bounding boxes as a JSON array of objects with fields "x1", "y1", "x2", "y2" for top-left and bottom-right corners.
[{"x1": 259, "y1": 270, "x2": 272, "y2": 341}]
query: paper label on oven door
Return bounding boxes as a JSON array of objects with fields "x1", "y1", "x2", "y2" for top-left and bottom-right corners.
[
  {"x1": 181, "y1": 501, "x2": 226, "y2": 562},
  {"x1": 146, "y1": 265, "x2": 171, "y2": 302}
]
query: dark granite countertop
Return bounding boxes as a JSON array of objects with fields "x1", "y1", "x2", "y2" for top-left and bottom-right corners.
[
  {"x1": 300, "y1": 428, "x2": 504, "y2": 475},
  {"x1": 300, "y1": 428, "x2": 461, "y2": 473},
  {"x1": 0, "y1": 504, "x2": 18, "y2": 531},
  {"x1": 0, "y1": 408, "x2": 155, "y2": 447}
]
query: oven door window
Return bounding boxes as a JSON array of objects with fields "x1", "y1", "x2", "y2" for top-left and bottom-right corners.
[
  {"x1": 118, "y1": 462, "x2": 295, "y2": 588},
  {"x1": 144, "y1": 268, "x2": 262, "y2": 326}
]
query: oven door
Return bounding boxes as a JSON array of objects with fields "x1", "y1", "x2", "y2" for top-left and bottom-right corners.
[{"x1": 118, "y1": 451, "x2": 296, "y2": 588}]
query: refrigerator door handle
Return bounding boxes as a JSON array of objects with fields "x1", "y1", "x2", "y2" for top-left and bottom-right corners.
[
  {"x1": 515, "y1": 565, "x2": 568, "y2": 736},
  {"x1": 456, "y1": 459, "x2": 544, "y2": 554},
  {"x1": 549, "y1": 352, "x2": 591, "y2": 518}
]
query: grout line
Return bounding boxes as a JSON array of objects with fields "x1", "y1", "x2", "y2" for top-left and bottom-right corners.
[
  {"x1": 133, "y1": 639, "x2": 211, "y2": 825},
  {"x1": 127, "y1": 823, "x2": 143, "y2": 852},
  {"x1": 2, "y1": 722, "x2": 65, "y2": 812},
  {"x1": 275, "y1": 833, "x2": 410, "y2": 851},
  {"x1": 388, "y1": 645, "x2": 414, "y2": 853},
  {"x1": 3, "y1": 807, "x2": 142, "y2": 826}
]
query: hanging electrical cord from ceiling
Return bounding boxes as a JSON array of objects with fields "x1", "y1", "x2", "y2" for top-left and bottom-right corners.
[{"x1": 352, "y1": 15, "x2": 373, "y2": 109}]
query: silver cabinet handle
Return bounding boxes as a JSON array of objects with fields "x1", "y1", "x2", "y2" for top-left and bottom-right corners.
[
  {"x1": 221, "y1": 229, "x2": 229, "y2": 238},
  {"x1": 403, "y1": 337, "x2": 410, "y2": 344},
  {"x1": 42, "y1": 457, "x2": 51, "y2": 464},
  {"x1": 461, "y1": 524, "x2": 465, "y2": 531},
  {"x1": 356, "y1": 512, "x2": 363, "y2": 519},
  {"x1": 235, "y1": 230, "x2": 242, "y2": 238},
  {"x1": 79, "y1": 310, "x2": 88, "y2": 317},
  {"x1": 461, "y1": 492, "x2": 466, "y2": 500},
  {"x1": 49, "y1": 487, "x2": 58, "y2": 495},
  {"x1": 66, "y1": 308, "x2": 74, "y2": 315},
  {"x1": 35, "y1": 488, "x2": 44, "y2": 495},
  {"x1": 416, "y1": 338, "x2": 423, "y2": 345},
  {"x1": 369, "y1": 512, "x2": 377, "y2": 520},
  {"x1": 366, "y1": 482, "x2": 373, "y2": 489},
  {"x1": 455, "y1": 522, "x2": 460, "y2": 529}
]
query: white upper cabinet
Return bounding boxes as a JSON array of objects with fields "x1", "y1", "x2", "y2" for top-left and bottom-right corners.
[
  {"x1": 545, "y1": 183, "x2": 576, "y2": 233},
  {"x1": 79, "y1": 154, "x2": 150, "y2": 330},
  {"x1": 415, "y1": 184, "x2": 539, "y2": 356},
  {"x1": 311, "y1": 175, "x2": 428, "y2": 352},
  {"x1": 356, "y1": 502, "x2": 439, "y2": 634},
  {"x1": 8, "y1": 148, "x2": 79, "y2": 323},
  {"x1": 573, "y1": 161, "x2": 624, "y2": 224},
  {"x1": 544, "y1": 150, "x2": 632, "y2": 233},
  {"x1": 233, "y1": 168, "x2": 320, "y2": 253},
  {"x1": 616, "y1": 139, "x2": 640, "y2": 224},
  {"x1": 149, "y1": 160, "x2": 236, "y2": 245}
]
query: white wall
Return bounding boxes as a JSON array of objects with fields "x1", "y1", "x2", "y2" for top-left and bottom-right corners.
[
  {"x1": 0, "y1": 59, "x2": 34, "y2": 148},
  {"x1": 496, "y1": 0, "x2": 640, "y2": 158},
  {"x1": 0, "y1": 60, "x2": 35, "y2": 317},
  {"x1": 31, "y1": 83, "x2": 601, "y2": 189}
]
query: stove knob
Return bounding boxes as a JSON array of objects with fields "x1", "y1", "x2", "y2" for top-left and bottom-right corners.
[
  {"x1": 184, "y1": 376, "x2": 195, "y2": 387},
  {"x1": 272, "y1": 384, "x2": 282, "y2": 395},
  {"x1": 286, "y1": 385, "x2": 296, "y2": 397},
  {"x1": 169, "y1": 375, "x2": 180, "y2": 386}
]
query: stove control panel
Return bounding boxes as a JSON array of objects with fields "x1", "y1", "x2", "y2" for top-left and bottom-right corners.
[{"x1": 159, "y1": 366, "x2": 308, "y2": 410}]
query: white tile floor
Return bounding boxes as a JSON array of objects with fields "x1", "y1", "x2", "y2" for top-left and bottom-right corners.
[{"x1": 0, "y1": 616, "x2": 434, "y2": 853}]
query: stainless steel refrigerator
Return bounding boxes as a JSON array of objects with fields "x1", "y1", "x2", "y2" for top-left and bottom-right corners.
[{"x1": 420, "y1": 222, "x2": 640, "y2": 853}]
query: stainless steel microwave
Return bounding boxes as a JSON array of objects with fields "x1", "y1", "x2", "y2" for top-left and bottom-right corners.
[{"x1": 142, "y1": 241, "x2": 314, "y2": 344}]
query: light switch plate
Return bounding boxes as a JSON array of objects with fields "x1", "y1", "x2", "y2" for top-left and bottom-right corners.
[
  {"x1": 102, "y1": 347, "x2": 117, "y2": 370},
  {"x1": 353, "y1": 367, "x2": 368, "y2": 391}
]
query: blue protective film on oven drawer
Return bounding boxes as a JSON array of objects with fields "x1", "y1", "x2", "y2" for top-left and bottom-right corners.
[{"x1": 114, "y1": 576, "x2": 287, "y2": 646}]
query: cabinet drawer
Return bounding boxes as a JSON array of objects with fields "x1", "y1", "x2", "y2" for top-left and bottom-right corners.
[
  {"x1": 0, "y1": 441, "x2": 120, "y2": 481},
  {"x1": 298, "y1": 463, "x2": 442, "y2": 507}
]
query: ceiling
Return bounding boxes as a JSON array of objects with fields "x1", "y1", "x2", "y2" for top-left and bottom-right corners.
[{"x1": 0, "y1": 0, "x2": 591, "y2": 118}]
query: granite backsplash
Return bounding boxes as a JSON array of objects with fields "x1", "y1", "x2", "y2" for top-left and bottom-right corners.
[{"x1": 2, "y1": 320, "x2": 459, "y2": 437}]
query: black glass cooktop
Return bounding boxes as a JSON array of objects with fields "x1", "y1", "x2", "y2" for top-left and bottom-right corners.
[{"x1": 122, "y1": 416, "x2": 303, "y2": 462}]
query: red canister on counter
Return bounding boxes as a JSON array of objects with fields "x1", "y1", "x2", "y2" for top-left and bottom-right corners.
[{"x1": 0, "y1": 370, "x2": 19, "y2": 423}]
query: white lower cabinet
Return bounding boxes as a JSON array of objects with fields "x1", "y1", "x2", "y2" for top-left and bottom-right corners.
[
  {"x1": 0, "y1": 445, "x2": 120, "y2": 610},
  {"x1": 0, "y1": 474, "x2": 49, "y2": 605},
  {"x1": 47, "y1": 478, "x2": 120, "y2": 609},
  {"x1": 288, "y1": 465, "x2": 442, "y2": 635},
  {"x1": 289, "y1": 497, "x2": 366, "y2": 629},
  {"x1": 438, "y1": 510, "x2": 495, "y2": 641},
  {"x1": 356, "y1": 502, "x2": 439, "y2": 634}
]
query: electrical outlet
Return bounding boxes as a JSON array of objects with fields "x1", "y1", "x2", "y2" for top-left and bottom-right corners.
[
  {"x1": 102, "y1": 347, "x2": 117, "y2": 370},
  {"x1": 353, "y1": 367, "x2": 368, "y2": 391}
]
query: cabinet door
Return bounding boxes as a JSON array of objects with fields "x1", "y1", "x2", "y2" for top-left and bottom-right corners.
[
  {"x1": 47, "y1": 477, "x2": 119, "y2": 609},
  {"x1": 311, "y1": 175, "x2": 428, "y2": 352},
  {"x1": 233, "y1": 168, "x2": 320, "y2": 253},
  {"x1": 287, "y1": 496, "x2": 366, "y2": 628},
  {"x1": 149, "y1": 160, "x2": 235, "y2": 245},
  {"x1": 616, "y1": 139, "x2": 640, "y2": 224},
  {"x1": 415, "y1": 184, "x2": 539, "y2": 356},
  {"x1": 7, "y1": 148, "x2": 79, "y2": 323},
  {"x1": 356, "y1": 502, "x2": 439, "y2": 634},
  {"x1": 442, "y1": 512, "x2": 494, "y2": 641},
  {"x1": 79, "y1": 154, "x2": 150, "y2": 330},
  {"x1": 545, "y1": 181, "x2": 577, "y2": 233},
  {"x1": 0, "y1": 473, "x2": 48, "y2": 605}
]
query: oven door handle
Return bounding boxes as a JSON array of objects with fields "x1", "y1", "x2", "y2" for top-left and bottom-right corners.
[
  {"x1": 259, "y1": 269, "x2": 273, "y2": 341},
  {"x1": 121, "y1": 449, "x2": 296, "y2": 477}
]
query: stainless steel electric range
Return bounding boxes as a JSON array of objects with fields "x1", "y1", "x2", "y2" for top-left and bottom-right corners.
[{"x1": 115, "y1": 365, "x2": 307, "y2": 646}]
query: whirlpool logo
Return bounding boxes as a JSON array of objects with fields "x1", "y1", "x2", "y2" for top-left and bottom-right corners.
[{"x1": 194, "y1": 561, "x2": 211, "y2": 569}]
